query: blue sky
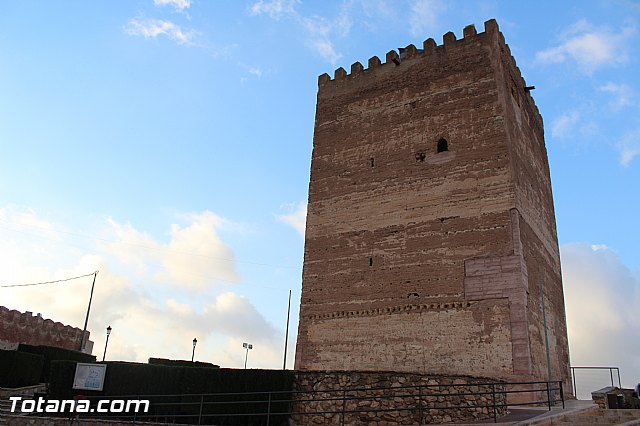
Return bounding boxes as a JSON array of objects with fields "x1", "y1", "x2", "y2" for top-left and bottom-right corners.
[{"x1": 0, "y1": 0, "x2": 639, "y2": 391}]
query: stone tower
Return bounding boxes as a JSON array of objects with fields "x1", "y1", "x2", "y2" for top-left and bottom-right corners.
[{"x1": 295, "y1": 20, "x2": 571, "y2": 389}]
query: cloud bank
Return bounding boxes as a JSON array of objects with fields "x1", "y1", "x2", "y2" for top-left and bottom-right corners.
[
  {"x1": 0, "y1": 206, "x2": 283, "y2": 368},
  {"x1": 562, "y1": 243, "x2": 640, "y2": 389}
]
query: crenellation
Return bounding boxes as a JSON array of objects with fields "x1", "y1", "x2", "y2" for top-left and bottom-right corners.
[
  {"x1": 484, "y1": 18, "x2": 499, "y2": 33},
  {"x1": 0, "y1": 306, "x2": 93, "y2": 352},
  {"x1": 334, "y1": 67, "x2": 347, "y2": 79},
  {"x1": 318, "y1": 20, "x2": 520, "y2": 83},
  {"x1": 443, "y1": 31, "x2": 457, "y2": 45},
  {"x1": 385, "y1": 49, "x2": 399, "y2": 65},
  {"x1": 401, "y1": 43, "x2": 418, "y2": 58},
  {"x1": 350, "y1": 61, "x2": 363, "y2": 74},
  {"x1": 318, "y1": 72, "x2": 330, "y2": 85},
  {"x1": 423, "y1": 37, "x2": 436, "y2": 54},
  {"x1": 463, "y1": 24, "x2": 477, "y2": 38}
]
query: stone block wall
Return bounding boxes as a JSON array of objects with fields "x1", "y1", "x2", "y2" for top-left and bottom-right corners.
[{"x1": 291, "y1": 371, "x2": 507, "y2": 425}]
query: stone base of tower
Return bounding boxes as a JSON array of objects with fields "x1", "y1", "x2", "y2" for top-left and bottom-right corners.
[{"x1": 290, "y1": 371, "x2": 509, "y2": 425}]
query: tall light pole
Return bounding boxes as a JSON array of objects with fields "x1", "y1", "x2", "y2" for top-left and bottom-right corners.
[
  {"x1": 243, "y1": 342, "x2": 253, "y2": 369},
  {"x1": 102, "y1": 325, "x2": 112, "y2": 362},
  {"x1": 192, "y1": 338, "x2": 197, "y2": 362}
]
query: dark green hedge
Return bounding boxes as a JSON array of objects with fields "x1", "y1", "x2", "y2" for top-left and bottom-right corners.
[
  {"x1": 18, "y1": 344, "x2": 96, "y2": 383},
  {"x1": 0, "y1": 349, "x2": 44, "y2": 387},
  {"x1": 48, "y1": 360, "x2": 295, "y2": 425},
  {"x1": 148, "y1": 357, "x2": 219, "y2": 368}
]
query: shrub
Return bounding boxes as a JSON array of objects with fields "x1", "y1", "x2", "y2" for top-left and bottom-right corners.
[{"x1": 0, "y1": 349, "x2": 44, "y2": 387}]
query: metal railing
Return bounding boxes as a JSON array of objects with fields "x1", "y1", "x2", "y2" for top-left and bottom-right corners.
[
  {"x1": 31, "y1": 379, "x2": 566, "y2": 425},
  {"x1": 571, "y1": 366, "x2": 621, "y2": 400}
]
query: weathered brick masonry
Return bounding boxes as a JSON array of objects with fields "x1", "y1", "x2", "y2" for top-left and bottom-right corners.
[
  {"x1": 0, "y1": 306, "x2": 92, "y2": 353},
  {"x1": 295, "y1": 20, "x2": 571, "y2": 392}
]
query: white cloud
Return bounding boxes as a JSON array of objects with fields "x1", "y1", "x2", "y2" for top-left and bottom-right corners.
[
  {"x1": 536, "y1": 20, "x2": 636, "y2": 73},
  {"x1": 239, "y1": 64, "x2": 264, "y2": 79},
  {"x1": 562, "y1": 243, "x2": 640, "y2": 389},
  {"x1": 302, "y1": 16, "x2": 343, "y2": 65},
  {"x1": 278, "y1": 202, "x2": 307, "y2": 237},
  {"x1": 310, "y1": 38, "x2": 342, "y2": 65},
  {"x1": 551, "y1": 111, "x2": 580, "y2": 139},
  {"x1": 161, "y1": 212, "x2": 240, "y2": 290},
  {"x1": 599, "y1": 82, "x2": 634, "y2": 111},
  {"x1": 249, "y1": 0, "x2": 299, "y2": 19},
  {"x1": 249, "y1": 1, "x2": 346, "y2": 65},
  {"x1": 125, "y1": 18, "x2": 196, "y2": 45},
  {"x1": 409, "y1": 0, "x2": 446, "y2": 37},
  {"x1": 618, "y1": 129, "x2": 640, "y2": 167},
  {"x1": 248, "y1": 67, "x2": 263, "y2": 78},
  {"x1": 0, "y1": 206, "x2": 282, "y2": 368},
  {"x1": 154, "y1": 0, "x2": 191, "y2": 11},
  {"x1": 103, "y1": 212, "x2": 240, "y2": 291}
]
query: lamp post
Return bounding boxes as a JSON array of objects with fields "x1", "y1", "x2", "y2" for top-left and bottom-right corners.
[
  {"x1": 243, "y1": 342, "x2": 253, "y2": 369},
  {"x1": 192, "y1": 338, "x2": 197, "y2": 362},
  {"x1": 102, "y1": 325, "x2": 112, "y2": 362}
]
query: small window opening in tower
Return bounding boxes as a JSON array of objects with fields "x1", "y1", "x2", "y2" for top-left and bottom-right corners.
[
  {"x1": 370, "y1": 158, "x2": 375, "y2": 167},
  {"x1": 437, "y1": 138, "x2": 448, "y2": 153},
  {"x1": 369, "y1": 257, "x2": 373, "y2": 266},
  {"x1": 415, "y1": 152, "x2": 426, "y2": 162}
]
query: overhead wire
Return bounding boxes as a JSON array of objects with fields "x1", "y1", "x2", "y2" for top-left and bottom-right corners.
[{"x1": 0, "y1": 271, "x2": 97, "y2": 288}]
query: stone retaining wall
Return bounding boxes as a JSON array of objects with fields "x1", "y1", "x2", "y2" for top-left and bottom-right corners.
[{"x1": 291, "y1": 371, "x2": 507, "y2": 425}]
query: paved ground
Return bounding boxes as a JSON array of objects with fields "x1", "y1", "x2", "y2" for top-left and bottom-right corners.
[{"x1": 455, "y1": 400, "x2": 595, "y2": 425}]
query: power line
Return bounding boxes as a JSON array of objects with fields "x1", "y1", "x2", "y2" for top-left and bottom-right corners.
[{"x1": 0, "y1": 271, "x2": 98, "y2": 288}]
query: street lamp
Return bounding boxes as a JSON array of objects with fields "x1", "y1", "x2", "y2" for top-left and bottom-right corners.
[
  {"x1": 192, "y1": 338, "x2": 197, "y2": 362},
  {"x1": 102, "y1": 325, "x2": 112, "y2": 362},
  {"x1": 243, "y1": 342, "x2": 253, "y2": 369}
]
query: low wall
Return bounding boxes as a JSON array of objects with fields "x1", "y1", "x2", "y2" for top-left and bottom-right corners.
[
  {"x1": 0, "y1": 307, "x2": 93, "y2": 353},
  {"x1": 0, "y1": 384, "x2": 47, "y2": 399},
  {"x1": 291, "y1": 371, "x2": 507, "y2": 425}
]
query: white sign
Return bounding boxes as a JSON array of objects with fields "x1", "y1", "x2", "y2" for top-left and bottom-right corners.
[{"x1": 72, "y1": 363, "x2": 107, "y2": 391}]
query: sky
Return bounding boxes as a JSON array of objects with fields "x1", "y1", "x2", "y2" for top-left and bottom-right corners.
[{"x1": 0, "y1": 0, "x2": 639, "y2": 394}]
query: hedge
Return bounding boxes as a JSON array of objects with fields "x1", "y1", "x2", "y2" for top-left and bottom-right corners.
[
  {"x1": 48, "y1": 360, "x2": 295, "y2": 425},
  {"x1": 18, "y1": 344, "x2": 96, "y2": 383},
  {"x1": 148, "y1": 357, "x2": 219, "y2": 368},
  {"x1": 0, "y1": 349, "x2": 44, "y2": 387}
]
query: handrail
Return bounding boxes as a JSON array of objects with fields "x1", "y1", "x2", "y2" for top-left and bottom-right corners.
[
  {"x1": 28, "y1": 379, "x2": 565, "y2": 425},
  {"x1": 570, "y1": 366, "x2": 621, "y2": 399}
]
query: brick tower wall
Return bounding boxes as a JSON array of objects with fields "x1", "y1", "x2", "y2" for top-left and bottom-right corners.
[
  {"x1": 295, "y1": 20, "x2": 571, "y2": 391},
  {"x1": 492, "y1": 29, "x2": 571, "y2": 385}
]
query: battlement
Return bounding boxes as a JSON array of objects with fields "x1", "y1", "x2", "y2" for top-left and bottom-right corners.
[
  {"x1": 317, "y1": 19, "x2": 541, "y2": 128},
  {"x1": 0, "y1": 305, "x2": 92, "y2": 353},
  {"x1": 320, "y1": 20, "x2": 495, "y2": 83}
]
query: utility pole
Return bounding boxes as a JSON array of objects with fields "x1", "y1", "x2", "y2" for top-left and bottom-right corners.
[
  {"x1": 283, "y1": 289, "x2": 292, "y2": 369},
  {"x1": 79, "y1": 271, "x2": 98, "y2": 352}
]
